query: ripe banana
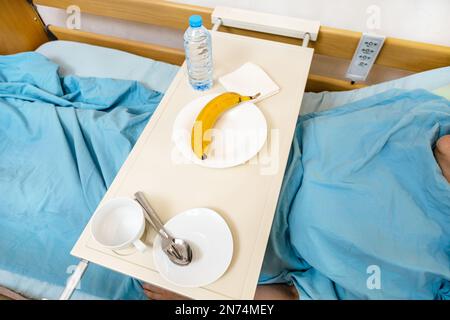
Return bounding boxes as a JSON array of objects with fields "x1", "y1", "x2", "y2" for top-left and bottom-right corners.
[{"x1": 191, "y1": 92, "x2": 260, "y2": 160}]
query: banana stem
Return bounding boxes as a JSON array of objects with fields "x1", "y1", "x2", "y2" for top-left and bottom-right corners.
[{"x1": 250, "y1": 92, "x2": 261, "y2": 100}]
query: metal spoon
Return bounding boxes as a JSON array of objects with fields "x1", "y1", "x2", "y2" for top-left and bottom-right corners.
[{"x1": 134, "y1": 192, "x2": 193, "y2": 266}]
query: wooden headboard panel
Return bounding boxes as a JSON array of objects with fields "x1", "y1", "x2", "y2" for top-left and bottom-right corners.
[{"x1": 0, "y1": 0, "x2": 48, "y2": 54}]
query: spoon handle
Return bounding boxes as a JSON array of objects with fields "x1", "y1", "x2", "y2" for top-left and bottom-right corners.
[{"x1": 134, "y1": 192, "x2": 170, "y2": 240}]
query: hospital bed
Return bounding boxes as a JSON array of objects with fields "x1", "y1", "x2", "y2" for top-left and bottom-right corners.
[{"x1": 0, "y1": 0, "x2": 449, "y2": 300}]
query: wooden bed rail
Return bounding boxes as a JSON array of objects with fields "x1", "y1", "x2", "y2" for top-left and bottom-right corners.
[{"x1": 34, "y1": 0, "x2": 450, "y2": 73}]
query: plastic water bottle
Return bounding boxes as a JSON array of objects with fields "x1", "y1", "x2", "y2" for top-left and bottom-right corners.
[{"x1": 184, "y1": 15, "x2": 213, "y2": 91}]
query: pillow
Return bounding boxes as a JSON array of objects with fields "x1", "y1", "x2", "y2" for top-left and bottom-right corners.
[
  {"x1": 36, "y1": 40, "x2": 179, "y2": 94},
  {"x1": 301, "y1": 66, "x2": 450, "y2": 115}
]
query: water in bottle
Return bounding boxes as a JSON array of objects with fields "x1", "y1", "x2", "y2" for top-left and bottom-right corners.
[{"x1": 184, "y1": 15, "x2": 213, "y2": 91}]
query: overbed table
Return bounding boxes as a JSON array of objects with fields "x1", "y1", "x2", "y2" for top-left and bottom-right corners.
[{"x1": 70, "y1": 30, "x2": 313, "y2": 300}]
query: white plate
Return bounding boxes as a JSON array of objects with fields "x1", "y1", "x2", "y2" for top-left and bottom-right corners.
[
  {"x1": 152, "y1": 208, "x2": 233, "y2": 288},
  {"x1": 172, "y1": 93, "x2": 267, "y2": 168}
]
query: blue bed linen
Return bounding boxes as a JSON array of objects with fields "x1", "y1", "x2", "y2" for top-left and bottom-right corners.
[
  {"x1": 260, "y1": 88, "x2": 450, "y2": 299},
  {"x1": 0, "y1": 52, "x2": 168, "y2": 299}
]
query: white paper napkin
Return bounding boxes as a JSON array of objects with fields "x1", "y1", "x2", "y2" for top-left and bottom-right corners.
[{"x1": 219, "y1": 62, "x2": 280, "y2": 102}]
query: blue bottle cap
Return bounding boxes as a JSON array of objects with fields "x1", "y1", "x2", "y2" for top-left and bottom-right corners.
[{"x1": 189, "y1": 15, "x2": 203, "y2": 28}]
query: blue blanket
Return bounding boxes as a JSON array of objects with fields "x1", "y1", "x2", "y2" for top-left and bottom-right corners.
[
  {"x1": 260, "y1": 88, "x2": 450, "y2": 299},
  {"x1": 0, "y1": 52, "x2": 164, "y2": 299}
]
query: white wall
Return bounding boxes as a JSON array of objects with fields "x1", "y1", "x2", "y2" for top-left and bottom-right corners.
[{"x1": 177, "y1": 0, "x2": 450, "y2": 46}]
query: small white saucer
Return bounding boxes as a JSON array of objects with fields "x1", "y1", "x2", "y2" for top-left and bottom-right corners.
[
  {"x1": 172, "y1": 93, "x2": 267, "y2": 169},
  {"x1": 152, "y1": 208, "x2": 233, "y2": 288}
]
